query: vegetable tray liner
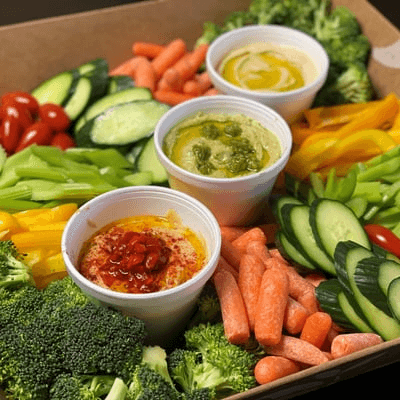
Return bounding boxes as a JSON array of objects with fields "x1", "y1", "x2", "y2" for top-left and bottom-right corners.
[{"x1": 0, "y1": 0, "x2": 400, "y2": 399}]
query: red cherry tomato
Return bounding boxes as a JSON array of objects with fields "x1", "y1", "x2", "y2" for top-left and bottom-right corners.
[
  {"x1": 1, "y1": 91, "x2": 39, "y2": 117},
  {"x1": 0, "y1": 118, "x2": 23, "y2": 154},
  {"x1": 0, "y1": 103, "x2": 32, "y2": 130},
  {"x1": 15, "y1": 121, "x2": 53, "y2": 153},
  {"x1": 50, "y1": 131, "x2": 76, "y2": 150},
  {"x1": 38, "y1": 103, "x2": 70, "y2": 131},
  {"x1": 364, "y1": 224, "x2": 400, "y2": 258}
]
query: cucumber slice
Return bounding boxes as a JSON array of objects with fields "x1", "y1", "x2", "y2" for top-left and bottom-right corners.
[
  {"x1": 354, "y1": 257, "x2": 400, "y2": 316},
  {"x1": 271, "y1": 195, "x2": 303, "y2": 229},
  {"x1": 388, "y1": 277, "x2": 400, "y2": 322},
  {"x1": 108, "y1": 75, "x2": 135, "y2": 94},
  {"x1": 74, "y1": 87, "x2": 153, "y2": 133},
  {"x1": 280, "y1": 203, "x2": 336, "y2": 275},
  {"x1": 136, "y1": 136, "x2": 168, "y2": 184},
  {"x1": 334, "y1": 240, "x2": 400, "y2": 340},
  {"x1": 75, "y1": 100, "x2": 169, "y2": 147},
  {"x1": 315, "y1": 279, "x2": 356, "y2": 330},
  {"x1": 63, "y1": 76, "x2": 92, "y2": 121},
  {"x1": 77, "y1": 58, "x2": 109, "y2": 101},
  {"x1": 275, "y1": 230, "x2": 316, "y2": 271},
  {"x1": 310, "y1": 198, "x2": 371, "y2": 261},
  {"x1": 31, "y1": 70, "x2": 79, "y2": 105}
]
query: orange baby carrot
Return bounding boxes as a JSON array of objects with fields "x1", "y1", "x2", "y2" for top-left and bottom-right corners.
[
  {"x1": 254, "y1": 356, "x2": 300, "y2": 385},
  {"x1": 269, "y1": 248, "x2": 289, "y2": 264},
  {"x1": 330, "y1": 333, "x2": 383, "y2": 359},
  {"x1": 238, "y1": 253, "x2": 265, "y2": 331},
  {"x1": 109, "y1": 56, "x2": 146, "y2": 77},
  {"x1": 215, "y1": 256, "x2": 239, "y2": 281},
  {"x1": 285, "y1": 265, "x2": 315, "y2": 300},
  {"x1": 153, "y1": 89, "x2": 196, "y2": 106},
  {"x1": 183, "y1": 71, "x2": 213, "y2": 96},
  {"x1": 297, "y1": 289, "x2": 319, "y2": 315},
  {"x1": 283, "y1": 297, "x2": 310, "y2": 335},
  {"x1": 245, "y1": 240, "x2": 272, "y2": 264},
  {"x1": 213, "y1": 268, "x2": 250, "y2": 345},
  {"x1": 300, "y1": 311, "x2": 332, "y2": 349},
  {"x1": 232, "y1": 227, "x2": 267, "y2": 253},
  {"x1": 220, "y1": 235, "x2": 243, "y2": 271},
  {"x1": 264, "y1": 335, "x2": 330, "y2": 366},
  {"x1": 254, "y1": 267, "x2": 289, "y2": 346},
  {"x1": 203, "y1": 87, "x2": 220, "y2": 96},
  {"x1": 132, "y1": 42, "x2": 165, "y2": 59},
  {"x1": 220, "y1": 225, "x2": 249, "y2": 242},
  {"x1": 161, "y1": 53, "x2": 192, "y2": 90},
  {"x1": 187, "y1": 43, "x2": 209, "y2": 73},
  {"x1": 134, "y1": 57, "x2": 157, "y2": 92},
  {"x1": 151, "y1": 38, "x2": 187, "y2": 78}
]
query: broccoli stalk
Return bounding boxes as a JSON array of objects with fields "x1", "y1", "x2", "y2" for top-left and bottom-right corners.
[{"x1": 0, "y1": 240, "x2": 34, "y2": 288}]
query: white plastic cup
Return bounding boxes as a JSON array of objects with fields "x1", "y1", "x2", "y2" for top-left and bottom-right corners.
[
  {"x1": 154, "y1": 95, "x2": 292, "y2": 226},
  {"x1": 206, "y1": 25, "x2": 330, "y2": 123},
  {"x1": 62, "y1": 186, "x2": 221, "y2": 345}
]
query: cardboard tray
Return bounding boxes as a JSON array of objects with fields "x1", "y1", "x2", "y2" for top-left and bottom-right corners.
[{"x1": 0, "y1": 0, "x2": 400, "y2": 399}]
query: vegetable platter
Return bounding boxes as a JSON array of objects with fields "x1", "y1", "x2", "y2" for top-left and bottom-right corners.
[{"x1": 1, "y1": 0, "x2": 400, "y2": 399}]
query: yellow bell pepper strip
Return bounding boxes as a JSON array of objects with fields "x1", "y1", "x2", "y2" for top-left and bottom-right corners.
[
  {"x1": 10, "y1": 229, "x2": 64, "y2": 249},
  {"x1": 28, "y1": 221, "x2": 67, "y2": 231},
  {"x1": 49, "y1": 203, "x2": 78, "y2": 221},
  {"x1": 289, "y1": 121, "x2": 332, "y2": 147},
  {"x1": 0, "y1": 211, "x2": 21, "y2": 236},
  {"x1": 317, "y1": 129, "x2": 398, "y2": 170}
]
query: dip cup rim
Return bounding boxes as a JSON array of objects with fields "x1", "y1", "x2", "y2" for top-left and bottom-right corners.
[
  {"x1": 153, "y1": 94, "x2": 292, "y2": 185},
  {"x1": 61, "y1": 185, "x2": 222, "y2": 301},
  {"x1": 205, "y1": 24, "x2": 330, "y2": 100}
]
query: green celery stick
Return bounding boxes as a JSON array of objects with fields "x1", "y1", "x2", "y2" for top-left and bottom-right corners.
[
  {"x1": 372, "y1": 205, "x2": 400, "y2": 227},
  {"x1": 14, "y1": 166, "x2": 67, "y2": 182},
  {"x1": 0, "y1": 184, "x2": 32, "y2": 200},
  {"x1": 365, "y1": 145, "x2": 400, "y2": 167},
  {"x1": 82, "y1": 148, "x2": 134, "y2": 169},
  {"x1": 63, "y1": 147, "x2": 96, "y2": 163},
  {"x1": 0, "y1": 145, "x2": 6, "y2": 174},
  {"x1": 309, "y1": 172, "x2": 325, "y2": 198},
  {"x1": 0, "y1": 198, "x2": 44, "y2": 212},
  {"x1": 352, "y1": 181, "x2": 383, "y2": 203},
  {"x1": 59, "y1": 183, "x2": 103, "y2": 199},
  {"x1": 99, "y1": 167, "x2": 131, "y2": 188},
  {"x1": 357, "y1": 157, "x2": 400, "y2": 182},
  {"x1": 123, "y1": 171, "x2": 153, "y2": 186},
  {"x1": 17, "y1": 179, "x2": 65, "y2": 201},
  {"x1": 336, "y1": 169, "x2": 357, "y2": 203},
  {"x1": 345, "y1": 196, "x2": 368, "y2": 219},
  {"x1": 323, "y1": 168, "x2": 338, "y2": 199}
]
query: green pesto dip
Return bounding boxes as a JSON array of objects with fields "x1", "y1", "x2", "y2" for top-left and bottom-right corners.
[{"x1": 162, "y1": 112, "x2": 282, "y2": 178}]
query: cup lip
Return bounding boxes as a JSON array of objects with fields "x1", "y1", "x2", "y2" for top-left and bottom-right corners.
[
  {"x1": 153, "y1": 94, "x2": 293, "y2": 185},
  {"x1": 205, "y1": 24, "x2": 330, "y2": 100},
  {"x1": 62, "y1": 185, "x2": 222, "y2": 301}
]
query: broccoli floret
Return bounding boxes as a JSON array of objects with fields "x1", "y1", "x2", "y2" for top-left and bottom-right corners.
[
  {"x1": 195, "y1": 22, "x2": 224, "y2": 47},
  {"x1": 222, "y1": 11, "x2": 256, "y2": 31},
  {"x1": 184, "y1": 388, "x2": 214, "y2": 400},
  {"x1": 49, "y1": 373, "x2": 127, "y2": 400},
  {"x1": 314, "y1": 62, "x2": 374, "y2": 106},
  {"x1": 314, "y1": 4, "x2": 361, "y2": 43},
  {"x1": 168, "y1": 323, "x2": 256, "y2": 399},
  {"x1": 0, "y1": 240, "x2": 34, "y2": 289},
  {"x1": 248, "y1": 0, "x2": 288, "y2": 25}
]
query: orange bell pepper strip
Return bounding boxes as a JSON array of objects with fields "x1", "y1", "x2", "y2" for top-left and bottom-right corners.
[{"x1": 290, "y1": 121, "x2": 332, "y2": 147}]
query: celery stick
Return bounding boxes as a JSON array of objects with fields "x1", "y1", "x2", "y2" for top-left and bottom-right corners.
[
  {"x1": 82, "y1": 148, "x2": 133, "y2": 169},
  {"x1": 123, "y1": 171, "x2": 153, "y2": 186},
  {"x1": 309, "y1": 172, "x2": 324, "y2": 198},
  {"x1": 14, "y1": 167, "x2": 67, "y2": 182},
  {"x1": 357, "y1": 157, "x2": 400, "y2": 182},
  {"x1": 0, "y1": 170, "x2": 20, "y2": 189},
  {"x1": 345, "y1": 196, "x2": 368, "y2": 219},
  {"x1": 59, "y1": 183, "x2": 101, "y2": 199},
  {"x1": 352, "y1": 181, "x2": 383, "y2": 203},
  {"x1": 372, "y1": 206, "x2": 400, "y2": 227},
  {"x1": 0, "y1": 145, "x2": 6, "y2": 173},
  {"x1": 323, "y1": 168, "x2": 338, "y2": 199},
  {"x1": 17, "y1": 180, "x2": 64, "y2": 201},
  {"x1": 336, "y1": 170, "x2": 357, "y2": 203},
  {"x1": 0, "y1": 198, "x2": 44, "y2": 212},
  {"x1": 63, "y1": 147, "x2": 96, "y2": 163},
  {"x1": 365, "y1": 145, "x2": 400, "y2": 167},
  {"x1": 99, "y1": 167, "x2": 131, "y2": 188},
  {"x1": 0, "y1": 184, "x2": 32, "y2": 200}
]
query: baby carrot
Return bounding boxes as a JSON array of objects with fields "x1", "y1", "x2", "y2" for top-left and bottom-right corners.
[
  {"x1": 215, "y1": 256, "x2": 239, "y2": 281},
  {"x1": 297, "y1": 289, "x2": 319, "y2": 315},
  {"x1": 203, "y1": 87, "x2": 220, "y2": 96},
  {"x1": 283, "y1": 297, "x2": 310, "y2": 335},
  {"x1": 109, "y1": 56, "x2": 145, "y2": 77},
  {"x1": 269, "y1": 248, "x2": 289, "y2": 264},
  {"x1": 183, "y1": 71, "x2": 213, "y2": 96},
  {"x1": 161, "y1": 53, "x2": 192, "y2": 91},
  {"x1": 264, "y1": 335, "x2": 330, "y2": 366},
  {"x1": 232, "y1": 227, "x2": 267, "y2": 253},
  {"x1": 220, "y1": 235, "x2": 243, "y2": 271},
  {"x1": 254, "y1": 267, "x2": 289, "y2": 346},
  {"x1": 254, "y1": 356, "x2": 300, "y2": 385},
  {"x1": 238, "y1": 253, "x2": 265, "y2": 331},
  {"x1": 330, "y1": 333, "x2": 383, "y2": 359},
  {"x1": 151, "y1": 38, "x2": 187, "y2": 78},
  {"x1": 245, "y1": 240, "x2": 271, "y2": 264},
  {"x1": 187, "y1": 43, "x2": 209, "y2": 73},
  {"x1": 134, "y1": 57, "x2": 157, "y2": 93},
  {"x1": 220, "y1": 225, "x2": 249, "y2": 242},
  {"x1": 213, "y1": 268, "x2": 250, "y2": 345},
  {"x1": 300, "y1": 311, "x2": 332, "y2": 349},
  {"x1": 153, "y1": 89, "x2": 196, "y2": 106},
  {"x1": 132, "y1": 42, "x2": 165, "y2": 59}
]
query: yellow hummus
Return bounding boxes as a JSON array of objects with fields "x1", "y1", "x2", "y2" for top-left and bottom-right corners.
[
  {"x1": 218, "y1": 42, "x2": 318, "y2": 92},
  {"x1": 162, "y1": 112, "x2": 282, "y2": 178}
]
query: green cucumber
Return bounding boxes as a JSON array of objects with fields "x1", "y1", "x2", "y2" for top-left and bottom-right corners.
[
  {"x1": 334, "y1": 240, "x2": 400, "y2": 340},
  {"x1": 388, "y1": 277, "x2": 400, "y2": 322},
  {"x1": 63, "y1": 76, "x2": 93, "y2": 121},
  {"x1": 271, "y1": 195, "x2": 303, "y2": 229},
  {"x1": 310, "y1": 198, "x2": 371, "y2": 261},
  {"x1": 108, "y1": 75, "x2": 135, "y2": 94}
]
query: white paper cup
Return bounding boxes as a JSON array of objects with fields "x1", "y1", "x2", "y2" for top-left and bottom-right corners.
[
  {"x1": 206, "y1": 25, "x2": 330, "y2": 123},
  {"x1": 62, "y1": 186, "x2": 221, "y2": 345},
  {"x1": 154, "y1": 95, "x2": 292, "y2": 226}
]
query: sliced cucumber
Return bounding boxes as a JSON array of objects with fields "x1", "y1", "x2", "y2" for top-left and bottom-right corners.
[
  {"x1": 77, "y1": 58, "x2": 109, "y2": 101},
  {"x1": 75, "y1": 100, "x2": 169, "y2": 148},
  {"x1": 388, "y1": 277, "x2": 400, "y2": 322},
  {"x1": 334, "y1": 240, "x2": 400, "y2": 340},
  {"x1": 280, "y1": 203, "x2": 336, "y2": 275},
  {"x1": 310, "y1": 198, "x2": 371, "y2": 261},
  {"x1": 63, "y1": 76, "x2": 93, "y2": 120},
  {"x1": 136, "y1": 136, "x2": 168, "y2": 184},
  {"x1": 275, "y1": 230, "x2": 316, "y2": 271},
  {"x1": 31, "y1": 70, "x2": 79, "y2": 105},
  {"x1": 315, "y1": 279, "x2": 356, "y2": 330},
  {"x1": 74, "y1": 87, "x2": 153, "y2": 133},
  {"x1": 271, "y1": 195, "x2": 303, "y2": 229},
  {"x1": 354, "y1": 257, "x2": 400, "y2": 316},
  {"x1": 108, "y1": 75, "x2": 135, "y2": 94}
]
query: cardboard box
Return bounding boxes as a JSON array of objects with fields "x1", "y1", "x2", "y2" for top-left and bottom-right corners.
[{"x1": 0, "y1": 0, "x2": 399, "y2": 399}]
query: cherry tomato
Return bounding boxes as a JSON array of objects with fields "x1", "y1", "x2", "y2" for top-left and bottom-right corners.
[
  {"x1": 364, "y1": 224, "x2": 400, "y2": 258},
  {"x1": 1, "y1": 91, "x2": 39, "y2": 116},
  {"x1": 0, "y1": 118, "x2": 23, "y2": 154},
  {"x1": 0, "y1": 103, "x2": 32, "y2": 130},
  {"x1": 15, "y1": 121, "x2": 53, "y2": 153},
  {"x1": 38, "y1": 103, "x2": 70, "y2": 131},
  {"x1": 50, "y1": 131, "x2": 76, "y2": 150}
]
